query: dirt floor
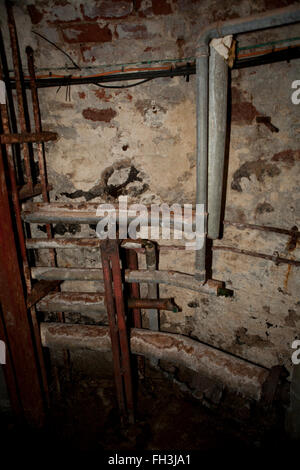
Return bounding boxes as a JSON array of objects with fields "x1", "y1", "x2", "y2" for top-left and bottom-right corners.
[{"x1": 0, "y1": 358, "x2": 297, "y2": 461}]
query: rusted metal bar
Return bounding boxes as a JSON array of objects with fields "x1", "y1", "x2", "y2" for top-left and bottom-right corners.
[
  {"x1": 27, "y1": 237, "x2": 186, "y2": 251},
  {"x1": 145, "y1": 241, "x2": 159, "y2": 331},
  {"x1": 0, "y1": 131, "x2": 57, "y2": 145},
  {"x1": 0, "y1": 144, "x2": 45, "y2": 426},
  {"x1": 223, "y1": 220, "x2": 300, "y2": 238},
  {"x1": 212, "y1": 245, "x2": 300, "y2": 266},
  {"x1": 100, "y1": 240, "x2": 127, "y2": 417},
  {"x1": 40, "y1": 322, "x2": 271, "y2": 402},
  {"x1": 109, "y1": 240, "x2": 134, "y2": 422},
  {"x1": 0, "y1": 64, "x2": 49, "y2": 403},
  {"x1": 128, "y1": 298, "x2": 179, "y2": 312},
  {"x1": 18, "y1": 183, "x2": 52, "y2": 201},
  {"x1": 6, "y1": 0, "x2": 33, "y2": 190},
  {"x1": 27, "y1": 280, "x2": 62, "y2": 309}
]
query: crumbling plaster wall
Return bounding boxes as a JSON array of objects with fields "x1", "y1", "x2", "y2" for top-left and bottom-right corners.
[{"x1": 0, "y1": 0, "x2": 299, "y2": 374}]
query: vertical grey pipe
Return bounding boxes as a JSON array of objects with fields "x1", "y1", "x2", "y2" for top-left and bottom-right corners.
[
  {"x1": 195, "y1": 52, "x2": 209, "y2": 283},
  {"x1": 207, "y1": 46, "x2": 228, "y2": 240},
  {"x1": 195, "y1": 5, "x2": 300, "y2": 280},
  {"x1": 145, "y1": 241, "x2": 159, "y2": 331}
]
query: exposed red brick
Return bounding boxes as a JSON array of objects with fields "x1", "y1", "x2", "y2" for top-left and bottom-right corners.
[
  {"x1": 272, "y1": 149, "x2": 300, "y2": 167},
  {"x1": 62, "y1": 23, "x2": 112, "y2": 43},
  {"x1": 127, "y1": 93, "x2": 133, "y2": 101},
  {"x1": 81, "y1": 1, "x2": 133, "y2": 20},
  {"x1": 82, "y1": 107, "x2": 117, "y2": 122},
  {"x1": 78, "y1": 91, "x2": 86, "y2": 99},
  {"x1": 27, "y1": 5, "x2": 44, "y2": 24},
  {"x1": 94, "y1": 89, "x2": 112, "y2": 102},
  {"x1": 117, "y1": 23, "x2": 148, "y2": 39},
  {"x1": 231, "y1": 102, "x2": 258, "y2": 124},
  {"x1": 151, "y1": 0, "x2": 172, "y2": 15}
]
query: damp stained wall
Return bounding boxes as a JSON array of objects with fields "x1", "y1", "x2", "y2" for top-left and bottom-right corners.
[{"x1": 0, "y1": 0, "x2": 299, "y2": 375}]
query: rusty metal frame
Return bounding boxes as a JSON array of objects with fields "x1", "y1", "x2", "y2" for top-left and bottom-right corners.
[
  {"x1": 0, "y1": 144, "x2": 45, "y2": 426},
  {"x1": 100, "y1": 239, "x2": 134, "y2": 423}
]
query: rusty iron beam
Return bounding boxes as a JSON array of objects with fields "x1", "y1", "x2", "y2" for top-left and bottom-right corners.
[
  {"x1": 212, "y1": 245, "x2": 300, "y2": 266},
  {"x1": 0, "y1": 62, "x2": 50, "y2": 405},
  {"x1": 27, "y1": 280, "x2": 62, "y2": 309},
  {"x1": 223, "y1": 220, "x2": 300, "y2": 238},
  {"x1": 128, "y1": 298, "x2": 179, "y2": 312},
  {"x1": 100, "y1": 239, "x2": 128, "y2": 419},
  {"x1": 6, "y1": 0, "x2": 33, "y2": 190},
  {"x1": 0, "y1": 131, "x2": 58, "y2": 145},
  {"x1": 105, "y1": 239, "x2": 134, "y2": 422},
  {"x1": 0, "y1": 144, "x2": 45, "y2": 426},
  {"x1": 101, "y1": 240, "x2": 135, "y2": 421},
  {"x1": 40, "y1": 322, "x2": 271, "y2": 402},
  {"x1": 18, "y1": 183, "x2": 52, "y2": 201}
]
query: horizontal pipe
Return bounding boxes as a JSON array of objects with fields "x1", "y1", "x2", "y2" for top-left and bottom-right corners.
[
  {"x1": 6, "y1": 47, "x2": 300, "y2": 90},
  {"x1": 128, "y1": 297, "x2": 179, "y2": 312},
  {"x1": 31, "y1": 266, "x2": 225, "y2": 294},
  {"x1": 40, "y1": 322, "x2": 269, "y2": 401},
  {"x1": 26, "y1": 238, "x2": 101, "y2": 249},
  {"x1": 22, "y1": 202, "x2": 200, "y2": 226},
  {"x1": 27, "y1": 280, "x2": 61, "y2": 309},
  {"x1": 18, "y1": 183, "x2": 52, "y2": 201},
  {"x1": 197, "y1": 6, "x2": 300, "y2": 49},
  {"x1": 212, "y1": 246, "x2": 300, "y2": 266},
  {"x1": 32, "y1": 267, "x2": 104, "y2": 281},
  {"x1": 0, "y1": 131, "x2": 57, "y2": 144},
  {"x1": 223, "y1": 220, "x2": 299, "y2": 238},
  {"x1": 37, "y1": 292, "x2": 106, "y2": 315}
]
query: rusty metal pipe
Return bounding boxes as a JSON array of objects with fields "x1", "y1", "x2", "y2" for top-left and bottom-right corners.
[
  {"x1": 128, "y1": 298, "x2": 179, "y2": 312},
  {"x1": 6, "y1": 0, "x2": 33, "y2": 190},
  {"x1": 40, "y1": 322, "x2": 270, "y2": 401}
]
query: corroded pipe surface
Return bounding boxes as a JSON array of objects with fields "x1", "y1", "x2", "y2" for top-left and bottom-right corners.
[{"x1": 40, "y1": 323, "x2": 269, "y2": 401}]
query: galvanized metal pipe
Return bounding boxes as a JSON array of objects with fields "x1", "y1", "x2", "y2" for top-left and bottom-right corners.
[
  {"x1": 207, "y1": 45, "x2": 228, "y2": 239},
  {"x1": 195, "y1": 5, "x2": 300, "y2": 280},
  {"x1": 40, "y1": 322, "x2": 270, "y2": 401}
]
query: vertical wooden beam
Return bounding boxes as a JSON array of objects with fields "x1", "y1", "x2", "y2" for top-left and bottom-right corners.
[{"x1": 0, "y1": 146, "x2": 45, "y2": 427}]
